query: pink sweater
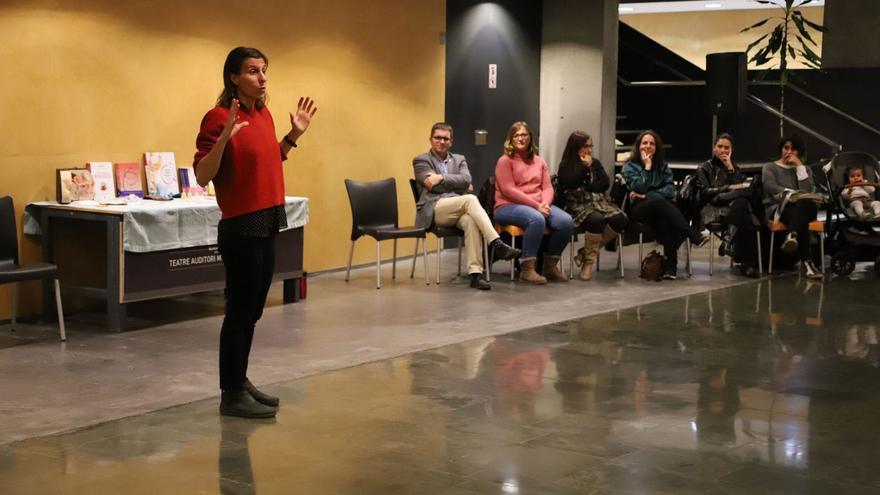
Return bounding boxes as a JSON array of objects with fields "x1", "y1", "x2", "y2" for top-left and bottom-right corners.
[{"x1": 494, "y1": 153, "x2": 554, "y2": 211}]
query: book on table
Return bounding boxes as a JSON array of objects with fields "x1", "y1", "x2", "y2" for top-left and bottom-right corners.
[
  {"x1": 143, "y1": 151, "x2": 180, "y2": 198},
  {"x1": 86, "y1": 162, "x2": 116, "y2": 202},
  {"x1": 114, "y1": 162, "x2": 144, "y2": 198},
  {"x1": 56, "y1": 169, "x2": 95, "y2": 204}
]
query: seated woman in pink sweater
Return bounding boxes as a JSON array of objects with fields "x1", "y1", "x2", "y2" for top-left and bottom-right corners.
[{"x1": 494, "y1": 121, "x2": 574, "y2": 284}]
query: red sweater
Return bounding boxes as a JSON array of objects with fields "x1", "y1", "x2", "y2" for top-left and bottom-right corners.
[
  {"x1": 193, "y1": 105, "x2": 286, "y2": 219},
  {"x1": 494, "y1": 153, "x2": 554, "y2": 211}
]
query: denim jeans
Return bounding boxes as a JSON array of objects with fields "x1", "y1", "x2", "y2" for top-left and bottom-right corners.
[{"x1": 494, "y1": 204, "x2": 573, "y2": 258}]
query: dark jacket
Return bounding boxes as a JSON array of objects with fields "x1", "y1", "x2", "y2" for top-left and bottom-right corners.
[
  {"x1": 557, "y1": 158, "x2": 609, "y2": 194},
  {"x1": 695, "y1": 157, "x2": 745, "y2": 206},
  {"x1": 622, "y1": 159, "x2": 674, "y2": 201}
]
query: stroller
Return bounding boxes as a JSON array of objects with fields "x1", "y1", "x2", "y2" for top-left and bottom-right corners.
[{"x1": 823, "y1": 151, "x2": 880, "y2": 276}]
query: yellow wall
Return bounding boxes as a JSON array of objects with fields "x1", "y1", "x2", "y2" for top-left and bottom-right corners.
[
  {"x1": 0, "y1": 0, "x2": 446, "y2": 318},
  {"x1": 622, "y1": 8, "x2": 825, "y2": 70}
]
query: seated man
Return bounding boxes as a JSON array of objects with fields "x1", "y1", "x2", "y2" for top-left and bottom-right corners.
[{"x1": 413, "y1": 122, "x2": 520, "y2": 290}]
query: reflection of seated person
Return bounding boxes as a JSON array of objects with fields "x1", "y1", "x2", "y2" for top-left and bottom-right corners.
[
  {"x1": 841, "y1": 165, "x2": 880, "y2": 220},
  {"x1": 835, "y1": 324, "x2": 879, "y2": 363},
  {"x1": 484, "y1": 339, "x2": 550, "y2": 422},
  {"x1": 696, "y1": 367, "x2": 740, "y2": 446}
]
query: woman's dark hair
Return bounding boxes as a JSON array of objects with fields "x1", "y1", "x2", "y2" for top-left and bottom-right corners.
[
  {"x1": 217, "y1": 46, "x2": 269, "y2": 109},
  {"x1": 628, "y1": 130, "x2": 665, "y2": 165},
  {"x1": 714, "y1": 133, "x2": 734, "y2": 148},
  {"x1": 559, "y1": 131, "x2": 591, "y2": 172},
  {"x1": 778, "y1": 134, "x2": 806, "y2": 157}
]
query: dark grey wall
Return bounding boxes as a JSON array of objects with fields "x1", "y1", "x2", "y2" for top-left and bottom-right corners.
[
  {"x1": 446, "y1": 0, "x2": 543, "y2": 192},
  {"x1": 822, "y1": 0, "x2": 880, "y2": 68}
]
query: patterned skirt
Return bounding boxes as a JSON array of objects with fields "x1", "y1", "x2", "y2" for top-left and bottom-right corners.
[{"x1": 564, "y1": 190, "x2": 626, "y2": 226}]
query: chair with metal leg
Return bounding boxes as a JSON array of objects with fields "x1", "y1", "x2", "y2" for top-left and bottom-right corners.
[
  {"x1": 0, "y1": 196, "x2": 66, "y2": 341},
  {"x1": 344, "y1": 178, "x2": 429, "y2": 289},
  {"x1": 408, "y1": 179, "x2": 478, "y2": 284},
  {"x1": 767, "y1": 219, "x2": 825, "y2": 275}
]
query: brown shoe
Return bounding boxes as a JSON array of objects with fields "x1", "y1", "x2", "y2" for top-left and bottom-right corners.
[
  {"x1": 543, "y1": 255, "x2": 568, "y2": 282},
  {"x1": 579, "y1": 233, "x2": 603, "y2": 281},
  {"x1": 519, "y1": 258, "x2": 547, "y2": 285}
]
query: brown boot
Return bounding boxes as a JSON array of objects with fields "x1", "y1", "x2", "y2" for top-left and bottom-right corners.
[
  {"x1": 579, "y1": 233, "x2": 603, "y2": 281},
  {"x1": 543, "y1": 255, "x2": 568, "y2": 282},
  {"x1": 600, "y1": 224, "x2": 619, "y2": 247},
  {"x1": 519, "y1": 258, "x2": 547, "y2": 285}
]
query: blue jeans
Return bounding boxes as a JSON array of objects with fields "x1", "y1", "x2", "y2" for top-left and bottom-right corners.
[{"x1": 494, "y1": 204, "x2": 573, "y2": 258}]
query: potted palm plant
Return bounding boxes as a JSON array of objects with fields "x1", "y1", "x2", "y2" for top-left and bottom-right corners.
[{"x1": 742, "y1": 0, "x2": 827, "y2": 136}]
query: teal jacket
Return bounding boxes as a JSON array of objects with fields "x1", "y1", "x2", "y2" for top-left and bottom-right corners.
[{"x1": 622, "y1": 160, "x2": 675, "y2": 201}]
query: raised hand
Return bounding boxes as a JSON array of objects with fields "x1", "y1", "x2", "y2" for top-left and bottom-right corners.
[
  {"x1": 641, "y1": 151, "x2": 653, "y2": 170},
  {"x1": 221, "y1": 99, "x2": 249, "y2": 140},
  {"x1": 289, "y1": 96, "x2": 318, "y2": 140}
]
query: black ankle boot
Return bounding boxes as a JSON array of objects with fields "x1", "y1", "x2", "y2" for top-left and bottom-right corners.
[
  {"x1": 220, "y1": 390, "x2": 277, "y2": 418},
  {"x1": 243, "y1": 378, "x2": 280, "y2": 407},
  {"x1": 469, "y1": 273, "x2": 491, "y2": 290},
  {"x1": 491, "y1": 239, "x2": 521, "y2": 261}
]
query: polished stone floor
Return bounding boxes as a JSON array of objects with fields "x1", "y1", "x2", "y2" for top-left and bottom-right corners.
[{"x1": 3, "y1": 271, "x2": 880, "y2": 494}]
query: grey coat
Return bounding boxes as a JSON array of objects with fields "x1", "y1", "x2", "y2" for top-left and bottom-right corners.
[
  {"x1": 761, "y1": 161, "x2": 816, "y2": 218},
  {"x1": 412, "y1": 151, "x2": 473, "y2": 228}
]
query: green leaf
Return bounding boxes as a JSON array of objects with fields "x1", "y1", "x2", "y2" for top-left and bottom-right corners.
[
  {"x1": 746, "y1": 33, "x2": 770, "y2": 53},
  {"x1": 767, "y1": 25, "x2": 784, "y2": 52},
  {"x1": 798, "y1": 12, "x2": 828, "y2": 33},
  {"x1": 792, "y1": 14, "x2": 818, "y2": 45},
  {"x1": 741, "y1": 18, "x2": 770, "y2": 32},
  {"x1": 799, "y1": 40, "x2": 822, "y2": 64}
]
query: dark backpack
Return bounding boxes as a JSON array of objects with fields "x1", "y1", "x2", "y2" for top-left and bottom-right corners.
[
  {"x1": 478, "y1": 175, "x2": 496, "y2": 219},
  {"x1": 639, "y1": 250, "x2": 666, "y2": 282}
]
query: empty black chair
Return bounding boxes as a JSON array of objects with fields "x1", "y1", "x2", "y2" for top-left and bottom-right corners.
[
  {"x1": 344, "y1": 178, "x2": 429, "y2": 289},
  {"x1": 0, "y1": 196, "x2": 66, "y2": 340}
]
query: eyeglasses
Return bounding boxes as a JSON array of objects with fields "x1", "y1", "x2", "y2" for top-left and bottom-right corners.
[
  {"x1": 513, "y1": 133, "x2": 530, "y2": 140},
  {"x1": 582, "y1": 144, "x2": 594, "y2": 149},
  {"x1": 431, "y1": 136, "x2": 451, "y2": 142}
]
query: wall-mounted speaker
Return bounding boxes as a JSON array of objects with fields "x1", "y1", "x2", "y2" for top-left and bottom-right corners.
[{"x1": 706, "y1": 52, "x2": 747, "y2": 115}]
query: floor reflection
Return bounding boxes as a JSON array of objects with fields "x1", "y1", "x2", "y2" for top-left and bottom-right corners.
[{"x1": 3, "y1": 275, "x2": 880, "y2": 494}]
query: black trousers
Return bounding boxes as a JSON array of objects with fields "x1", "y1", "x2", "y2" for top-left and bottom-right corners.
[
  {"x1": 726, "y1": 197, "x2": 760, "y2": 267},
  {"x1": 582, "y1": 212, "x2": 628, "y2": 234},
  {"x1": 631, "y1": 196, "x2": 695, "y2": 269},
  {"x1": 779, "y1": 200, "x2": 818, "y2": 262},
  {"x1": 217, "y1": 230, "x2": 276, "y2": 392}
]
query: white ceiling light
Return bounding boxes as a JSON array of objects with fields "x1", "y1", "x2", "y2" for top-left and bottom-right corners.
[{"x1": 618, "y1": 0, "x2": 824, "y2": 14}]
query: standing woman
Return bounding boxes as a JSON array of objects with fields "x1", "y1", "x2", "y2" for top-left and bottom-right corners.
[
  {"x1": 557, "y1": 131, "x2": 627, "y2": 281},
  {"x1": 622, "y1": 130, "x2": 708, "y2": 279},
  {"x1": 761, "y1": 135, "x2": 823, "y2": 279},
  {"x1": 194, "y1": 47, "x2": 317, "y2": 418},
  {"x1": 494, "y1": 121, "x2": 574, "y2": 284}
]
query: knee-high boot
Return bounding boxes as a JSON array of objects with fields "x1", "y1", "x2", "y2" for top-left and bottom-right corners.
[{"x1": 579, "y1": 233, "x2": 603, "y2": 281}]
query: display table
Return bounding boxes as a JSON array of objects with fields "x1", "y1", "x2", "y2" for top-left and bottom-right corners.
[{"x1": 24, "y1": 197, "x2": 308, "y2": 331}]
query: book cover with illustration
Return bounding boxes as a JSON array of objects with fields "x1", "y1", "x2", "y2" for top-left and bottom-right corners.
[
  {"x1": 85, "y1": 162, "x2": 116, "y2": 202},
  {"x1": 177, "y1": 167, "x2": 206, "y2": 197},
  {"x1": 56, "y1": 168, "x2": 95, "y2": 204},
  {"x1": 114, "y1": 162, "x2": 144, "y2": 198},
  {"x1": 143, "y1": 151, "x2": 180, "y2": 198}
]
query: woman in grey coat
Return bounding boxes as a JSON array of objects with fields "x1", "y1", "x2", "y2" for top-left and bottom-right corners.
[{"x1": 761, "y1": 135, "x2": 823, "y2": 279}]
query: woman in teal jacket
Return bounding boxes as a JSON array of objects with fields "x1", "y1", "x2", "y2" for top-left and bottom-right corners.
[{"x1": 623, "y1": 130, "x2": 708, "y2": 279}]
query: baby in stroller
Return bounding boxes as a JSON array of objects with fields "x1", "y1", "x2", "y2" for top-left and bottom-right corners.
[{"x1": 841, "y1": 164, "x2": 880, "y2": 220}]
